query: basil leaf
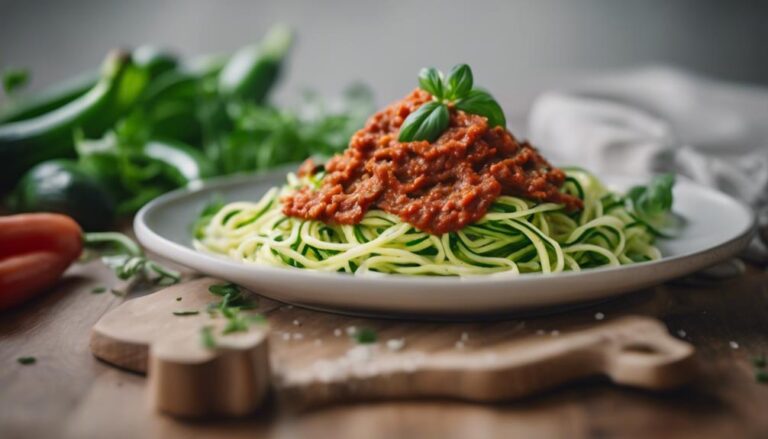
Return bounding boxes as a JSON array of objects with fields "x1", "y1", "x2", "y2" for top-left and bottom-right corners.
[
  {"x1": 627, "y1": 173, "x2": 683, "y2": 237},
  {"x1": 455, "y1": 90, "x2": 506, "y2": 127},
  {"x1": 418, "y1": 67, "x2": 444, "y2": 99},
  {"x1": 446, "y1": 64, "x2": 473, "y2": 99},
  {"x1": 398, "y1": 102, "x2": 449, "y2": 143}
]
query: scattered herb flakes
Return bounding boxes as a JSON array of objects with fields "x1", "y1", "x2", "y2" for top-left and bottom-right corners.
[
  {"x1": 354, "y1": 328, "x2": 378, "y2": 344},
  {"x1": 200, "y1": 326, "x2": 216, "y2": 349},
  {"x1": 91, "y1": 286, "x2": 107, "y2": 294},
  {"x1": 17, "y1": 356, "x2": 36, "y2": 365},
  {"x1": 172, "y1": 310, "x2": 200, "y2": 316},
  {"x1": 208, "y1": 283, "x2": 241, "y2": 297},
  {"x1": 176, "y1": 297, "x2": 182, "y2": 302},
  {"x1": 110, "y1": 289, "x2": 126, "y2": 297}
]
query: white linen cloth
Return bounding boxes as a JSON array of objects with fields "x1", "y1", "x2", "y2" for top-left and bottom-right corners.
[{"x1": 528, "y1": 66, "x2": 768, "y2": 267}]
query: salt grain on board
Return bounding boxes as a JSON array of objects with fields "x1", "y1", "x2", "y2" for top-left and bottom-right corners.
[
  {"x1": 386, "y1": 338, "x2": 405, "y2": 351},
  {"x1": 595, "y1": 312, "x2": 605, "y2": 321}
]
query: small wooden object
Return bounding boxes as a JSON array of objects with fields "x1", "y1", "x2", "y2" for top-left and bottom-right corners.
[{"x1": 91, "y1": 278, "x2": 696, "y2": 418}]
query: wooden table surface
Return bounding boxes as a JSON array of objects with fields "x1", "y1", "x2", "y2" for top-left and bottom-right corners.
[{"x1": 2, "y1": 256, "x2": 768, "y2": 439}]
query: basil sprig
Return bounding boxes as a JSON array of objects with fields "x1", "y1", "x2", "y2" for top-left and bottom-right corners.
[{"x1": 399, "y1": 64, "x2": 506, "y2": 142}]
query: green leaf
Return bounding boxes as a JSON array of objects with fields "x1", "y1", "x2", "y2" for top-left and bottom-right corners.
[
  {"x1": 455, "y1": 89, "x2": 506, "y2": 127},
  {"x1": 398, "y1": 102, "x2": 450, "y2": 143},
  {"x1": 2, "y1": 68, "x2": 30, "y2": 94},
  {"x1": 418, "y1": 67, "x2": 445, "y2": 99},
  {"x1": 446, "y1": 64, "x2": 473, "y2": 99},
  {"x1": 627, "y1": 173, "x2": 682, "y2": 238}
]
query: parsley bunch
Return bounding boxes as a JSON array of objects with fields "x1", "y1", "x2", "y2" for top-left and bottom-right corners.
[{"x1": 399, "y1": 64, "x2": 506, "y2": 143}]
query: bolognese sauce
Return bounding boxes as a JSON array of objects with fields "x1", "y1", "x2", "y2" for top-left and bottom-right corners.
[{"x1": 282, "y1": 89, "x2": 582, "y2": 235}]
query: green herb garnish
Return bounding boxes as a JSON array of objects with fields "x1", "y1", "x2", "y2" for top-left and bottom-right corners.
[
  {"x1": 17, "y1": 356, "x2": 36, "y2": 365},
  {"x1": 626, "y1": 173, "x2": 683, "y2": 238},
  {"x1": 3, "y1": 68, "x2": 30, "y2": 94},
  {"x1": 399, "y1": 64, "x2": 505, "y2": 143},
  {"x1": 91, "y1": 286, "x2": 107, "y2": 294},
  {"x1": 753, "y1": 355, "x2": 767, "y2": 369},
  {"x1": 756, "y1": 370, "x2": 768, "y2": 384},
  {"x1": 200, "y1": 326, "x2": 216, "y2": 349},
  {"x1": 172, "y1": 310, "x2": 199, "y2": 316},
  {"x1": 176, "y1": 297, "x2": 182, "y2": 302},
  {"x1": 207, "y1": 282, "x2": 265, "y2": 335},
  {"x1": 354, "y1": 328, "x2": 378, "y2": 344},
  {"x1": 84, "y1": 232, "x2": 181, "y2": 287}
]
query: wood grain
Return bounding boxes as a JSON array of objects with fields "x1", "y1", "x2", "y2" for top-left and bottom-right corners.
[
  {"x1": 2, "y1": 261, "x2": 768, "y2": 438},
  {"x1": 90, "y1": 279, "x2": 695, "y2": 416}
]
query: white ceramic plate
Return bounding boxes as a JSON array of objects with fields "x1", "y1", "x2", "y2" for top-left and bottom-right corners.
[{"x1": 135, "y1": 168, "x2": 755, "y2": 317}]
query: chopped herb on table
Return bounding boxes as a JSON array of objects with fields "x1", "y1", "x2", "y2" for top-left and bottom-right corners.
[
  {"x1": 205, "y1": 282, "x2": 266, "y2": 339},
  {"x1": 91, "y1": 286, "x2": 107, "y2": 294},
  {"x1": 200, "y1": 326, "x2": 216, "y2": 349},
  {"x1": 172, "y1": 310, "x2": 199, "y2": 316},
  {"x1": 354, "y1": 328, "x2": 378, "y2": 344},
  {"x1": 17, "y1": 356, "x2": 36, "y2": 365}
]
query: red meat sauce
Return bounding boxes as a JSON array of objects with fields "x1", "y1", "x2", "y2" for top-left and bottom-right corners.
[{"x1": 282, "y1": 89, "x2": 582, "y2": 235}]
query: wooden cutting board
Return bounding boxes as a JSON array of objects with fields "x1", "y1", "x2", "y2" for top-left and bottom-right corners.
[{"x1": 90, "y1": 278, "x2": 696, "y2": 418}]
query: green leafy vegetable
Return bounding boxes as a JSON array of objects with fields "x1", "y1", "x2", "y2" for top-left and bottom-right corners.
[
  {"x1": 626, "y1": 174, "x2": 683, "y2": 238},
  {"x1": 399, "y1": 64, "x2": 505, "y2": 142},
  {"x1": 3, "y1": 68, "x2": 30, "y2": 94},
  {"x1": 17, "y1": 356, "x2": 36, "y2": 365}
]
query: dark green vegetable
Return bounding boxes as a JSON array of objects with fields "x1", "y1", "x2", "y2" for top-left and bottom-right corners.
[
  {"x1": 77, "y1": 131, "x2": 212, "y2": 214},
  {"x1": 1, "y1": 26, "x2": 371, "y2": 218},
  {"x1": 0, "y1": 71, "x2": 97, "y2": 124},
  {"x1": 399, "y1": 64, "x2": 505, "y2": 142},
  {"x1": 0, "y1": 51, "x2": 141, "y2": 191},
  {"x1": 172, "y1": 310, "x2": 199, "y2": 316},
  {"x1": 9, "y1": 159, "x2": 116, "y2": 231},
  {"x1": 2, "y1": 68, "x2": 30, "y2": 94},
  {"x1": 131, "y1": 45, "x2": 178, "y2": 80},
  {"x1": 218, "y1": 25, "x2": 293, "y2": 103}
]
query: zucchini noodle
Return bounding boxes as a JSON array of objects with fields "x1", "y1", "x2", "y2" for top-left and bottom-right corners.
[{"x1": 194, "y1": 169, "x2": 661, "y2": 276}]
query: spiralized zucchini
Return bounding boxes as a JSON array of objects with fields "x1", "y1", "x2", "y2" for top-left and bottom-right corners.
[{"x1": 194, "y1": 169, "x2": 661, "y2": 276}]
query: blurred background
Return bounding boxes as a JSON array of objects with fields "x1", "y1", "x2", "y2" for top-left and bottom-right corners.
[
  {"x1": 1, "y1": 0, "x2": 767, "y2": 236},
  {"x1": 2, "y1": 0, "x2": 767, "y2": 124}
]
